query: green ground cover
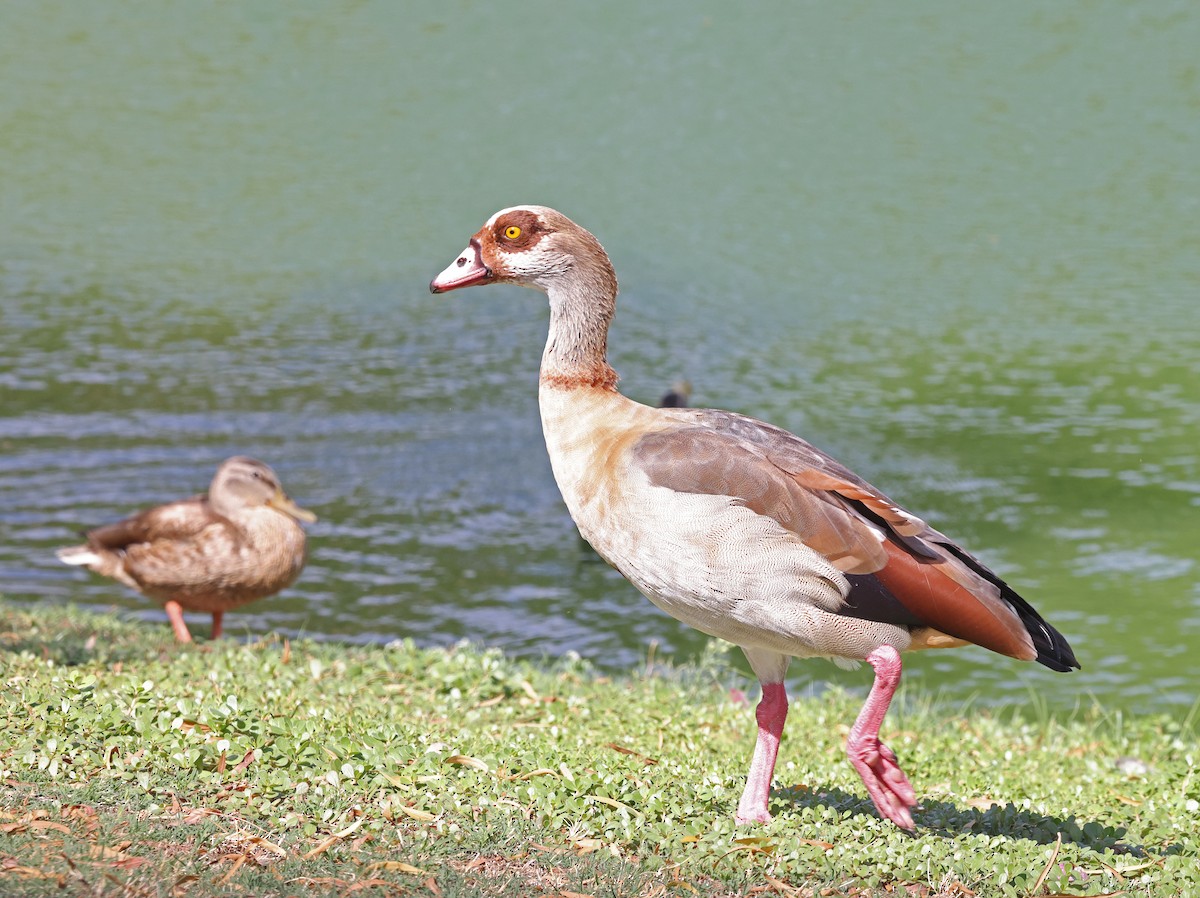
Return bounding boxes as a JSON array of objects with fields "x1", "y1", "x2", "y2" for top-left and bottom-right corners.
[{"x1": 1, "y1": 601, "x2": 1195, "y2": 897}]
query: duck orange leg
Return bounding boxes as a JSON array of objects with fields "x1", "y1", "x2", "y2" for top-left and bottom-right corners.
[
  {"x1": 164, "y1": 600, "x2": 193, "y2": 643},
  {"x1": 846, "y1": 645, "x2": 916, "y2": 829},
  {"x1": 211, "y1": 610, "x2": 224, "y2": 640}
]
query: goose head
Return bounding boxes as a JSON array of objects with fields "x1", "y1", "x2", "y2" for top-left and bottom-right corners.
[
  {"x1": 209, "y1": 456, "x2": 317, "y2": 523},
  {"x1": 430, "y1": 205, "x2": 616, "y2": 297}
]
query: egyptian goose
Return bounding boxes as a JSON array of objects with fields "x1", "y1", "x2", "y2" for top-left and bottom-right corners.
[
  {"x1": 57, "y1": 456, "x2": 316, "y2": 643},
  {"x1": 430, "y1": 206, "x2": 1078, "y2": 829}
]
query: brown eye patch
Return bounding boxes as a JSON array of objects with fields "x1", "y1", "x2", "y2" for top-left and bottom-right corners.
[{"x1": 493, "y1": 210, "x2": 546, "y2": 250}]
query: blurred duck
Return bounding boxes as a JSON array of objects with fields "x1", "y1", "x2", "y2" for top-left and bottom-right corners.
[
  {"x1": 57, "y1": 456, "x2": 316, "y2": 643},
  {"x1": 658, "y1": 379, "x2": 692, "y2": 408}
]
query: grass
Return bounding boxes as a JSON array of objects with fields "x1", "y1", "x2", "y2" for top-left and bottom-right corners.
[{"x1": 1, "y1": 600, "x2": 1196, "y2": 897}]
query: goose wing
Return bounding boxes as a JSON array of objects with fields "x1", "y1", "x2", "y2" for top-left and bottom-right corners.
[{"x1": 632, "y1": 409, "x2": 1078, "y2": 670}]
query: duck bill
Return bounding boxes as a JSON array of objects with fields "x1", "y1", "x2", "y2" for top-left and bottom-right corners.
[
  {"x1": 430, "y1": 239, "x2": 493, "y2": 293},
  {"x1": 269, "y1": 489, "x2": 318, "y2": 523}
]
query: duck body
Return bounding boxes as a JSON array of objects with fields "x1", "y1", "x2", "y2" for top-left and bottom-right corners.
[
  {"x1": 77, "y1": 497, "x2": 309, "y2": 613},
  {"x1": 658, "y1": 379, "x2": 691, "y2": 408},
  {"x1": 431, "y1": 205, "x2": 1078, "y2": 830},
  {"x1": 58, "y1": 456, "x2": 315, "y2": 642}
]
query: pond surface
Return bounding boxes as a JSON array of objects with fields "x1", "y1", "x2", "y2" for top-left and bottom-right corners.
[{"x1": 2, "y1": 2, "x2": 1198, "y2": 712}]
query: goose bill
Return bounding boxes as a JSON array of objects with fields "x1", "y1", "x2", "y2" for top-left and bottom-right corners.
[{"x1": 430, "y1": 239, "x2": 493, "y2": 293}]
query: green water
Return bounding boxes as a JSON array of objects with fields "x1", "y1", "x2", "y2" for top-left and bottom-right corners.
[{"x1": 2, "y1": 2, "x2": 1197, "y2": 711}]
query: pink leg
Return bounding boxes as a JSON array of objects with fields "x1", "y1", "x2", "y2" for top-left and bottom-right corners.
[
  {"x1": 735, "y1": 682, "x2": 788, "y2": 824},
  {"x1": 846, "y1": 645, "x2": 916, "y2": 829},
  {"x1": 211, "y1": 610, "x2": 224, "y2": 640},
  {"x1": 164, "y1": 600, "x2": 193, "y2": 643}
]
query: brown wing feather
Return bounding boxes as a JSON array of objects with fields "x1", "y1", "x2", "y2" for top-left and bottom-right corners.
[
  {"x1": 86, "y1": 497, "x2": 227, "y2": 550},
  {"x1": 119, "y1": 519, "x2": 250, "y2": 601},
  {"x1": 636, "y1": 409, "x2": 1078, "y2": 669},
  {"x1": 632, "y1": 425, "x2": 889, "y2": 573}
]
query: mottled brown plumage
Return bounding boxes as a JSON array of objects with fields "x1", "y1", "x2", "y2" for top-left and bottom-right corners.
[{"x1": 57, "y1": 456, "x2": 316, "y2": 642}]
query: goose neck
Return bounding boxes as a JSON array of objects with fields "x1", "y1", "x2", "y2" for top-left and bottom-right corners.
[{"x1": 540, "y1": 275, "x2": 619, "y2": 392}]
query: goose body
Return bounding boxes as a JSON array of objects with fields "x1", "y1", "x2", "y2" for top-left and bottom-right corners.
[
  {"x1": 58, "y1": 456, "x2": 316, "y2": 643},
  {"x1": 430, "y1": 205, "x2": 1078, "y2": 829}
]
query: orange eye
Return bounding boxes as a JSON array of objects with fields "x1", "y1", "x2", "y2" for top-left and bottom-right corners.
[{"x1": 504, "y1": 225, "x2": 522, "y2": 240}]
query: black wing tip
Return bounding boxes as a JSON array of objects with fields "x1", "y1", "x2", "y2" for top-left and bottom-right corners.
[
  {"x1": 1035, "y1": 646, "x2": 1081, "y2": 673},
  {"x1": 1033, "y1": 625, "x2": 1081, "y2": 673}
]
